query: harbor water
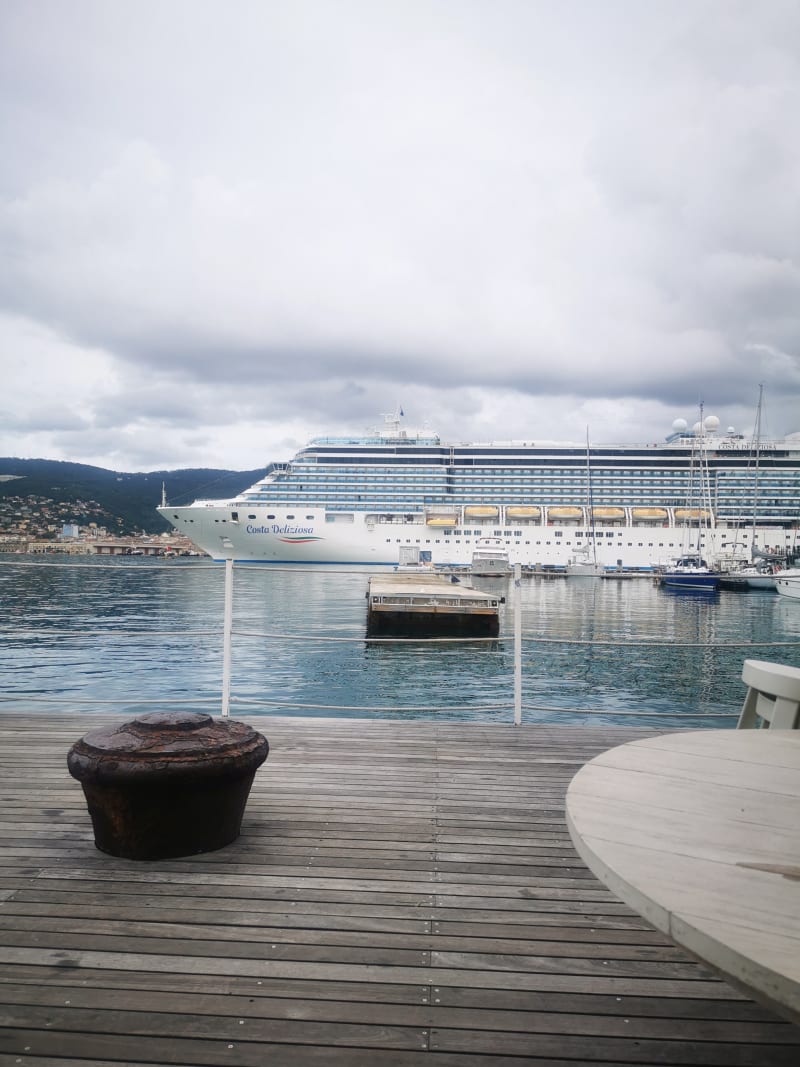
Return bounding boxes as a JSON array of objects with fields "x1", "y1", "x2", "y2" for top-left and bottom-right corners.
[{"x1": 1, "y1": 555, "x2": 798, "y2": 728}]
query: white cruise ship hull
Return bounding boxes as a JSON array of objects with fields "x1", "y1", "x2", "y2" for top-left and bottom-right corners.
[
  {"x1": 157, "y1": 413, "x2": 800, "y2": 570},
  {"x1": 157, "y1": 502, "x2": 794, "y2": 572}
]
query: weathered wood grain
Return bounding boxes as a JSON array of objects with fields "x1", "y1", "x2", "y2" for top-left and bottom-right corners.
[{"x1": 1, "y1": 713, "x2": 798, "y2": 1065}]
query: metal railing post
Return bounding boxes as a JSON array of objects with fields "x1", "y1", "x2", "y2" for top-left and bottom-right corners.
[
  {"x1": 221, "y1": 558, "x2": 233, "y2": 716},
  {"x1": 514, "y1": 563, "x2": 522, "y2": 725}
]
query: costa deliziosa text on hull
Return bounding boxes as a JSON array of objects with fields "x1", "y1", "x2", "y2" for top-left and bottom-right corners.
[{"x1": 158, "y1": 413, "x2": 800, "y2": 569}]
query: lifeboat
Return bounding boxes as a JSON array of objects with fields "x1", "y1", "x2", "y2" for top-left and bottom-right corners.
[
  {"x1": 590, "y1": 507, "x2": 625, "y2": 522},
  {"x1": 632, "y1": 507, "x2": 668, "y2": 521},
  {"x1": 675, "y1": 508, "x2": 713, "y2": 523},
  {"x1": 464, "y1": 505, "x2": 499, "y2": 518},
  {"x1": 506, "y1": 506, "x2": 541, "y2": 519},
  {"x1": 547, "y1": 506, "x2": 583, "y2": 522},
  {"x1": 426, "y1": 514, "x2": 459, "y2": 527}
]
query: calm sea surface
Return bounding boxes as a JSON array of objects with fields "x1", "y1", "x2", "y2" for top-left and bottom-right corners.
[{"x1": 1, "y1": 555, "x2": 798, "y2": 727}]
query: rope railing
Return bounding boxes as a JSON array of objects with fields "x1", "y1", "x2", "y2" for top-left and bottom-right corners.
[
  {"x1": 1, "y1": 556, "x2": 796, "y2": 723},
  {"x1": 2, "y1": 624, "x2": 796, "y2": 649},
  {"x1": 0, "y1": 694, "x2": 221, "y2": 707},
  {"x1": 0, "y1": 691, "x2": 739, "y2": 719}
]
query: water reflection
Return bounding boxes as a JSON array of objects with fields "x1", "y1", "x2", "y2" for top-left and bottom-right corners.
[{"x1": 0, "y1": 556, "x2": 797, "y2": 726}]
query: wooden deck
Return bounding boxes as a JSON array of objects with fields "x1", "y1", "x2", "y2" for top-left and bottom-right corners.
[{"x1": 1, "y1": 713, "x2": 798, "y2": 1065}]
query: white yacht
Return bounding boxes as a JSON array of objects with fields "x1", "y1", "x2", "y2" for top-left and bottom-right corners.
[
  {"x1": 470, "y1": 537, "x2": 512, "y2": 576},
  {"x1": 775, "y1": 570, "x2": 800, "y2": 600},
  {"x1": 566, "y1": 545, "x2": 604, "y2": 578}
]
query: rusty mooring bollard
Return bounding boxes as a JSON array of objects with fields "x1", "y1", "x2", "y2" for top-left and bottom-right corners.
[{"x1": 67, "y1": 711, "x2": 269, "y2": 860}]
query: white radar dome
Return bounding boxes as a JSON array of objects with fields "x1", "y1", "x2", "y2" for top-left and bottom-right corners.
[
  {"x1": 727, "y1": 426, "x2": 735, "y2": 434},
  {"x1": 692, "y1": 421, "x2": 702, "y2": 435},
  {"x1": 704, "y1": 415, "x2": 720, "y2": 432},
  {"x1": 672, "y1": 418, "x2": 688, "y2": 432}
]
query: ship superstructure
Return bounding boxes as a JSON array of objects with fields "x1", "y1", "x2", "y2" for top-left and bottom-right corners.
[{"x1": 158, "y1": 413, "x2": 800, "y2": 568}]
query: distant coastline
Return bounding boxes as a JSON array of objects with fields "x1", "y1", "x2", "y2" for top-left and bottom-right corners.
[
  {"x1": 0, "y1": 531, "x2": 205, "y2": 557},
  {"x1": 0, "y1": 456, "x2": 263, "y2": 539}
]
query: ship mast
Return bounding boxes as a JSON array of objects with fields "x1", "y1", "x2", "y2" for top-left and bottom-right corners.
[
  {"x1": 586, "y1": 427, "x2": 597, "y2": 566},
  {"x1": 686, "y1": 401, "x2": 709, "y2": 559},
  {"x1": 750, "y1": 384, "x2": 764, "y2": 555},
  {"x1": 381, "y1": 407, "x2": 405, "y2": 439},
  {"x1": 696, "y1": 401, "x2": 717, "y2": 560}
]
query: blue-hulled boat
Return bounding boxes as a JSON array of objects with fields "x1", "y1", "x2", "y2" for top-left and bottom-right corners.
[{"x1": 661, "y1": 554, "x2": 719, "y2": 591}]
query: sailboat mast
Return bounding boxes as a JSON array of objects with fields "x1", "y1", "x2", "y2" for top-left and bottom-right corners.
[
  {"x1": 586, "y1": 427, "x2": 597, "y2": 565},
  {"x1": 695, "y1": 401, "x2": 707, "y2": 557},
  {"x1": 750, "y1": 384, "x2": 764, "y2": 545}
]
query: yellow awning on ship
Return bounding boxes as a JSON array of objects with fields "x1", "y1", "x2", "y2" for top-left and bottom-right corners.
[
  {"x1": 506, "y1": 506, "x2": 541, "y2": 518},
  {"x1": 632, "y1": 507, "x2": 668, "y2": 521},
  {"x1": 464, "y1": 505, "x2": 499, "y2": 517},
  {"x1": 547, "y1": 506, "x2": 583, "y2": 520},
  {"x1": 590, "y1": 507, "x2": 625, "y2": 521},
  {"x1": 426, "y1": 515, "x2": 459, "y2": 527},
  {"x1": 675, "y1": 508, "x2": 713, "y2": 522}
]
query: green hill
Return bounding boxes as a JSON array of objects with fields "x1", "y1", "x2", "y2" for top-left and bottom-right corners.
[{"x1": 0, "y1": 458, "x2": 265, "y2": 534}]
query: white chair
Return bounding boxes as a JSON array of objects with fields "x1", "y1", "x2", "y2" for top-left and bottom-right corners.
[{"x1": 737, "y1": 659, "x2": 800, "y2": 729}]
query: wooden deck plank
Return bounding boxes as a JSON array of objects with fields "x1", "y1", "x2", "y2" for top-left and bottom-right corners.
[
  {"x1": 2, "y1": 980, "x2": 792, "y2": 1042},
  {"x1": 1, "y1": 713, "x2": 799, "y2": 1066},
  {"x1": 0, "y1": 1031, "x2": 601, "y2": 1066},
  {"x1": 0, "y1": 961, "x2": 777, "y2": 1021},
  {"x1": 0, "y1": 909, "x2": 686, "y2": 957}
]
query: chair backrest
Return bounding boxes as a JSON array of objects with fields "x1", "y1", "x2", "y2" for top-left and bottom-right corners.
[{"x1": 737, "y1": 659, "x2": 800, "y2": 729}]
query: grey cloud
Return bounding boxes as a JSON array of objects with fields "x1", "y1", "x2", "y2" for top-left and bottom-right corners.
[
  {"x1": 0, "y1": 406, "x2": 89, "y2": 434},
  {"x1": 0, "y1": 1, "x2": 798, "y2": 468}
]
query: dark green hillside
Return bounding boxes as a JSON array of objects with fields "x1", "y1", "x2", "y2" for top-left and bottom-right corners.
[{"x1": 0, "y1": 458, "x2": 265, "y2": 534}]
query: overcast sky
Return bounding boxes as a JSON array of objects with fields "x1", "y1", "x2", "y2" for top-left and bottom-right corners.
[{"x1": 1, "y1": 0, "x2": 798, "y2": 473}]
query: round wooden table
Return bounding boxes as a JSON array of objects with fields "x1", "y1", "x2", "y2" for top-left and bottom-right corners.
[{"x1": 565, "y1": 730, "x2": 800, "y2": 1025}]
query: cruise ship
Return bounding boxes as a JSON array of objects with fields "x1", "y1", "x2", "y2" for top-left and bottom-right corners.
[{"x1": 158, "y1": 412, "x2": 800, "y2": 569}]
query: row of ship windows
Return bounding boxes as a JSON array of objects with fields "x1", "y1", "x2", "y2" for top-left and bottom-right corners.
[
  {"x1": 292, "y1": 471, "x2": 698, "y2": 478},
  {"x1": 248, "y1": 491, "x2": 798, "y2": 504},
  {"x1": 388, "y1": 538, "x2": 709, "y2": 548},
  {"x1": 178, "y1": 514, "x2": 319, "y2": 523},
  {"x1": 390, "y1": 529, "x2": 783, "y2": 540},
  {"x1": 259, "y1": 477, "x2": 798, "y2": 490},
  {"x1": 260, "y1": 490, "x2": 797, "y2": 503},
  {"x1": 262, "y1": 490, "x2": 637, "y2": 498},
  {"x1": 298, "y1": 461, "x2": 795, "y2": 476},
  {"x1": 279, "y1": 474, "x2": 797, "y2": 486}
]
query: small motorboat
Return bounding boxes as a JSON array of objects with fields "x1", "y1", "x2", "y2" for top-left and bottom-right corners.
[{"x1": 470, "y1": 537, "x2": 512, "y2": 577}]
